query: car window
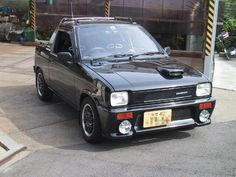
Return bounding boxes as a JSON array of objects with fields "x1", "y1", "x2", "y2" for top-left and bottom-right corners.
[
  {"x1": 77, "y1": 24, "x2": 163, "y2": 60},
  {"x1": 53, "y1": 31, "x2": 73, "y2": 55},
  {"x1": 47, "y1": 31, "x2": 57, "y2": 50},
  {"x1": 49, "y1": 32, "x2": 56, "y2": 45}
]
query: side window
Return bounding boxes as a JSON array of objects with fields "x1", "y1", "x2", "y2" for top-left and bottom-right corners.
[
  {"x1": 49, "y1": 32, "x2": 56, "y2": 46},
  {"x1": 47, "y1": 31, "x2": 57, "y2": 50},
  {"x1": 53, "y1": 31, "x2": 73, "y2": 55}
]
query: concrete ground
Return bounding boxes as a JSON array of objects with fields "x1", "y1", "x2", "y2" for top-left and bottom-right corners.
[
  {"x1": 213, "y1": 55, "x2": 236, "y2": 91},
  {"x1": 0, "y1": 146, "x2": 6, "y2": 155},
  {"x1": 0, "y1": 43, "x2": 235, "y2": 177}
]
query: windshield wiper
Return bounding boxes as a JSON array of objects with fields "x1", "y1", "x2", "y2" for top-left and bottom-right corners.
[
  {"x1": 88, "y1": 52, "x2": 164, "y2": 66},
  {"x1": 102, "y1": 53, "x2": 134, "y2": 59},
  {"x1": 89, "y1": 54, "x2": 134, "y2": 65},
  {"x1": 129, "y1": 51, "x2": 165, "y2": 60},
  {"x1": 92, "y1": 54, "x2": 134, "y2": 62}
]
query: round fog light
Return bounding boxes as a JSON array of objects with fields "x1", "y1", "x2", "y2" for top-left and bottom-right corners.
[
  {"x1": 119, "y1": 120, "x2": 132, "y2": 134},
  {"x1": 199, "y1": 110, "x2": 210, "y2": 123}
]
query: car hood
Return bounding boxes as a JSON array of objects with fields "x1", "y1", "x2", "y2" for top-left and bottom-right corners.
[{"x1": 86, "y1": 59, "x2": 208, "y2": 91}]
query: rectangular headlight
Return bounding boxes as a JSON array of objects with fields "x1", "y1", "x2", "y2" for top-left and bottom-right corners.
[
  {"x1": 110, "y1": 92, "x2": 128, "y2": 106},
  {"x1": 196, "y1": 83, "x2": 211, "y2": 97}
]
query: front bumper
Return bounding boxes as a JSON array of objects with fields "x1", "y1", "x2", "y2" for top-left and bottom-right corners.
[{"x1": 97, "y1": 97, "x2": 216, "y2": 139}]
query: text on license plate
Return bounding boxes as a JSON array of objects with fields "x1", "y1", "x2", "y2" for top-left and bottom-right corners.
[{"x1": 143, "y1": 109, "x2": 172, "y2": 128}]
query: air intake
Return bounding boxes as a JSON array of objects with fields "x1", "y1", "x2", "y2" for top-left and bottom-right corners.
[{"x1": 157, "y1": 67, "x2": 184, "y2": 78}]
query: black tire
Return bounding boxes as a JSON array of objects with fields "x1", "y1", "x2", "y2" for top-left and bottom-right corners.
[
  {"x1": 80, "y1": 97, "x2": 102, "y2": 143},
  {"x1": 36, "y1": 69, "x2": 53, "y2": 101}
]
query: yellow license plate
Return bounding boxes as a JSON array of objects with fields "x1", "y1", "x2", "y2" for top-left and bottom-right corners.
[{"x1": 143, "y1": 109, "x2": 172, "y2": 128}]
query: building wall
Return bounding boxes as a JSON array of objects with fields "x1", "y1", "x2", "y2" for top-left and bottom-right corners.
[
  {"x1": 37, "y1": 0, "x2": 222, "y2": 51},
  {"x1": 37, "y1": 0, "x2": 207, "y2": 35}
]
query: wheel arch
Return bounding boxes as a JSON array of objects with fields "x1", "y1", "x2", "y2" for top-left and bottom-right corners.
[
  {"x1": 80, "y1": 92, "x2": 90, "y2": 105},
  {"x1": 79, "y1": 91, "x2": 101, "y2": 124},
  {"x1": 79, "y1": 92, "x2": 99, "y2": 110}
]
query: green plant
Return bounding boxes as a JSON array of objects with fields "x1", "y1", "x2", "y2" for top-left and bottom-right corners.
[
  {"x1": 223, "y1": 18, "x2": 236, "y2": 33},
  {"x1": 36, "y1": 26, "x2": 54, "y2": 40},
  {"x1": 217, "y1": 0, "x2": 236, "y2": 51}
]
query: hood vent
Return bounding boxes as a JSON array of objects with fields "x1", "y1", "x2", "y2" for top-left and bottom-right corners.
[{"x1": 157, "y1": 66, "x2": 184, "y2": 79}]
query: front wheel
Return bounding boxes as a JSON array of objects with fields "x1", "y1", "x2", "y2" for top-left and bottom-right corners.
[
  {"x1": 36, "y1": 69, "x2": 53, "y2": 101},
  {"x1": 80, "y1": 97, "x2": 102, "y2": 143}
]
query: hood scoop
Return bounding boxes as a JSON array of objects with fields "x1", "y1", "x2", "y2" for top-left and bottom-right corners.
[{"x1": 157, "y1": 66, "x2": 184, "y2": 79}]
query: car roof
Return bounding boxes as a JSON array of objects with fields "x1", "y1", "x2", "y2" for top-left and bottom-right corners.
[{"x1": 59, "y1": 17, "x2": 136, "y2": 29}]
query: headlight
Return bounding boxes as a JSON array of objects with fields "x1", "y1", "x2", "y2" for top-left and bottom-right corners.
[
  {"x1": 110, "y1": 92, "x2": 128, "y2": 106},
  {"x1": 196, "y1": 83, "x2": 211, "y2": 97}
]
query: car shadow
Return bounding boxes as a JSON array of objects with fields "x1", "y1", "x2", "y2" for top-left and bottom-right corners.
[
  {"x1": 60, "y1": 130, "x2": 191, "y2": 152},
  {"x1": 0, "y1": 84, "x2": 192, "y2": 152}
]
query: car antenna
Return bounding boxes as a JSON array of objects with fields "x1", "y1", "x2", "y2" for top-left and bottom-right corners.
[
  {"x1": 70, "y1": 0, "x2": 74, "y2": 21},
  {"x1": 70, "y1": 0, "x2": 75, "y2": 33}
]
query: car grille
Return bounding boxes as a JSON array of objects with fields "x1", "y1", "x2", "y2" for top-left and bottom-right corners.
[{"x1": 130, "y1": 86, "x2": 196, "y2": 105}]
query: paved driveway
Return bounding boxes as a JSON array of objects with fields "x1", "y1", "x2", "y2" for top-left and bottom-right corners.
[
  {"x1": 213, "y1": 55, "x2": 236, "y2": 91},
  {"x1": 0, "y1": 43, "x2": 235, "y2": 177}
]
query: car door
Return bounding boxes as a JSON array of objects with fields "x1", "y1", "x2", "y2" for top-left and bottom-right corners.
[
  {"x1": 49, "y1": 30, "x2": 77, "y2": 106},
  {"x1": 41, "y1": 31, "x2": 57, "y2": 86}
]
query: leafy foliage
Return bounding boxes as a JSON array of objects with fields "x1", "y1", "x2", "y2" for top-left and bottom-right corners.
[
  {"x1": 221, "y1": 0, "x2": 236, "y2": 49},
  {"x1": 37, "y1": 26, "x2": 54, "y2": 40},
  {"x1": 0, "y1": 0, "x2": 29, "y2": 12},
  {"x1": 224, "y1": 0, "x2": 236, "y2": 18}
]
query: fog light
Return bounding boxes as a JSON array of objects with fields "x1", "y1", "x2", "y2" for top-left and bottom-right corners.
[
  {"x1": 199, "y1": 110, "x2": 210, "y2": 123},
  {"x1": 119, "y1": 120, "x2": 132, "y2": 134}
]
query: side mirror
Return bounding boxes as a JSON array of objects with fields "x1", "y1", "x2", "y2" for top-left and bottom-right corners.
[
  {"x1": 164, "y1": 47, "x2": 171, "y2": 55},
  {"x1": 57, "y1": 52, "x2": 73, "y2": 62}
]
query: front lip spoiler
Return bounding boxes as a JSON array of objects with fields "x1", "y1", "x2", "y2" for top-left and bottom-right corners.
[
  {"x1": 109, "y1": 118, "x2": 210, "y2": 139},
  {"x1": 135, "y1": 118, "x2": 196, "y2": 133}
]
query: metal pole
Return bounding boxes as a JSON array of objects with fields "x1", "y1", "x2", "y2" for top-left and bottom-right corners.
[
  {"x1": 204, "y1": 0, "x2": 219, "y2": 81},
  {"x1": 29, "y1": 0, "x2": 36, "y2": 41},
  {"x1": 104, "y1": 0, "x2": 111, "y2": 17}
]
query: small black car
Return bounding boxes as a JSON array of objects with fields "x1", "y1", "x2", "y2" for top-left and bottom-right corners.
[{"x1": 34, "y1": 17, "x2": 216, "y2": 143}]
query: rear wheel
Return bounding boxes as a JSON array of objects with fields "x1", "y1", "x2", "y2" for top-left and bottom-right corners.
[
  {"x1": 36, "y1": 69, "x2": 53, "y2": 101},
  {"x1": 80, "y1": 97, "x2": 102, "y2": 143}
]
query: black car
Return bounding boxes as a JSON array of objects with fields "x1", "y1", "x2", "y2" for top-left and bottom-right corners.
[{"x1": 34, "y1": 17, "x2": 216, "y2": 143}]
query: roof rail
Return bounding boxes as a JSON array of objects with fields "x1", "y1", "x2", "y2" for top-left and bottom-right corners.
[
  {"x1": 58, "y1": 17, "x2": 79, "y2": 26},
  {"x1": 59, "y1": 16, "x2": 134, "y2": 26},
  {"x1": 114, "y1": 16, "x2": 133, "y2": 23}
]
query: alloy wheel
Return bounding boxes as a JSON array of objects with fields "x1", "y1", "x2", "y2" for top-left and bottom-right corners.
[
  {"x1": 82, "y1": 104, "x2": 95, "y2": 137},
  {"x1": 37, "y1": 72, "x2": 44, "y2": 97}
]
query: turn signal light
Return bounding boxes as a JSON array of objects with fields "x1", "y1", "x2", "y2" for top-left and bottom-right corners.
[
  {"x1": 116, "y1": 112, "x2": 133, "y2": 120},
  {"x1": 199, "y1": 102, "x2": 212, "y2": 110}
]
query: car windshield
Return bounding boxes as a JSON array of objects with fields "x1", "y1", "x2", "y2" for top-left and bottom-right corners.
[{"x1": 77, "y1": 24, "x2": 164, "y2": 60}]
